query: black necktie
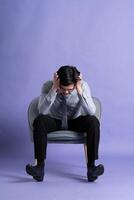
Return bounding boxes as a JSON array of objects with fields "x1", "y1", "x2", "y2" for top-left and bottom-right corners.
[{"x1": 61, "y1": 95, "x2": 68, "y2": 129}]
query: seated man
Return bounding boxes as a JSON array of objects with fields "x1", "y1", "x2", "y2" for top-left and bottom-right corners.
[{"x1": 26, "y1": 65, "x2": 104, "y2": 182}]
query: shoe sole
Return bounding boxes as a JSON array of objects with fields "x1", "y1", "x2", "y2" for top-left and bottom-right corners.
[
  {"x1": 33, "y1": 176, "x2": 44, "y2": 182},
  {"x1": 87, "y1": 175, "x2": 98, "y2": 182}
]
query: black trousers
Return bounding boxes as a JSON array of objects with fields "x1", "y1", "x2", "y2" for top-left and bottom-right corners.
[{"x1": 33, "y1": 114, "x2": 100, "y2": 167}]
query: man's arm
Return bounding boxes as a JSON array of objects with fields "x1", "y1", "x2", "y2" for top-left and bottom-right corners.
[
  {"x1": 38, "y1": 86, "x2": 57, "y2": 114},
  {"x1": 38, "y1": 73, "x2": 60, "y2": 114},
  {"x1": 76, "y1": 79, "x2": 96, "y2": 115}
]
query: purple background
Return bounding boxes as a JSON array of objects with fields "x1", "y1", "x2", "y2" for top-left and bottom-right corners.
[{"x1": 0, "y1": 1, "x2": 134, "y2": 199}]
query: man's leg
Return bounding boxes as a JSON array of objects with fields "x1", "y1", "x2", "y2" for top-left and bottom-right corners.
[
  {"x1": 68, "y1": 115, "x2": 104, "y2": 181},
  {"x1": 26, "y1": 114, "x2": 61, "y2": 181}
]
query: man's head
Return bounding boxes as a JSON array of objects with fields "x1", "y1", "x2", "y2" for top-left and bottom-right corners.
[{"x1": 57, "y1": 65, "x2": 80, "y2": 95}]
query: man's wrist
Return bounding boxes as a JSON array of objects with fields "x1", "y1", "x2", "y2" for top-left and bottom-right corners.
[
  {"x1": 77, "y1": 88, "x2": 83, "y2": 95},
  {"x1": 52, "y1": 85, "x2": 58, "y2": 92}
]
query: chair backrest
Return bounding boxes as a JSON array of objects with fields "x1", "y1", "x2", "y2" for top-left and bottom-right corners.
[{"x1": 28, "y1": 81, "x2": 101, "y2": 142}]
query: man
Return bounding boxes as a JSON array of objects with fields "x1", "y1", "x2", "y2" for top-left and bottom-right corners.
[{"x1": 26, "y1": 65, "x2": 104, "y2": 182}]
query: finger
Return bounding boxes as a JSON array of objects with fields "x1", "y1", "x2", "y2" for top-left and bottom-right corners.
[
  {"x1": 79, "y1": 73, "x2": 82, "y2": 78},
  {"x1": 53, "y1": 72, "x2": 57, "y2": 77},
  {"x1": 54, "y1": 73, "x2": 58, "y2": 79}
]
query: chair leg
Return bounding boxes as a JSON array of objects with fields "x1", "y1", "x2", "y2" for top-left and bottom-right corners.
[{"x1": 84, "y1": 144, "x2": 88, "y2": 165}]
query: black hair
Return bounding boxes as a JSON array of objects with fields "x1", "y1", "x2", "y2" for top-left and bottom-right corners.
[{"x1": 57, "y1": 65, "x2": 80, "y2": 86}]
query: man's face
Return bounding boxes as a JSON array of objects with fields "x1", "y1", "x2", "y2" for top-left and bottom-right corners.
[{"x1": 60, "y1": 84, "x2": 75, "y2": 96}]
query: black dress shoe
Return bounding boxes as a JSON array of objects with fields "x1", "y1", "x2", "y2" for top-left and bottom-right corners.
[
  {"x1": 25, "y1": 164, "x2": 44, "y2": 182},
  {"x1": 87, "y1": 173, "x2": 98, "y2": 182},
  {"x1": 87, "y1": 164, "x2": 104, "y2": 182}
]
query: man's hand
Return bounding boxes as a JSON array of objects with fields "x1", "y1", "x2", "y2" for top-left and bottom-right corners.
[
  {"x1": 52, "y1": 72, "x2": 60, "y2": 92},
  {"x1": 76, "y1": 73, "x2": 83, "y2": 95}
]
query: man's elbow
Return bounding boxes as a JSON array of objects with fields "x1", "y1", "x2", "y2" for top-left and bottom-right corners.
[{"x1": 91, "y1": 106, "x2": 96, "y2": 115}]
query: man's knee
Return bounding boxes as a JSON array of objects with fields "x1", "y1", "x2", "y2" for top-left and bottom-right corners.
[
  {"x1": 33, "y1": 114, "x2": 45, "y2": 127},
  {"x1": 85, "y1": 115, "x2": 100, "y2": 127}
]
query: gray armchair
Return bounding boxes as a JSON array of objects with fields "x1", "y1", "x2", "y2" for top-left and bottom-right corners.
[{"x1": 28, "y1": 81, "x2": 101, "y2": 163}]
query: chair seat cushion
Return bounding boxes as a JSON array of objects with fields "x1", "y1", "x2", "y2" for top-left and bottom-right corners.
[{"x1": 47, "y1": 130, "x2": 86, "y2": 143}]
